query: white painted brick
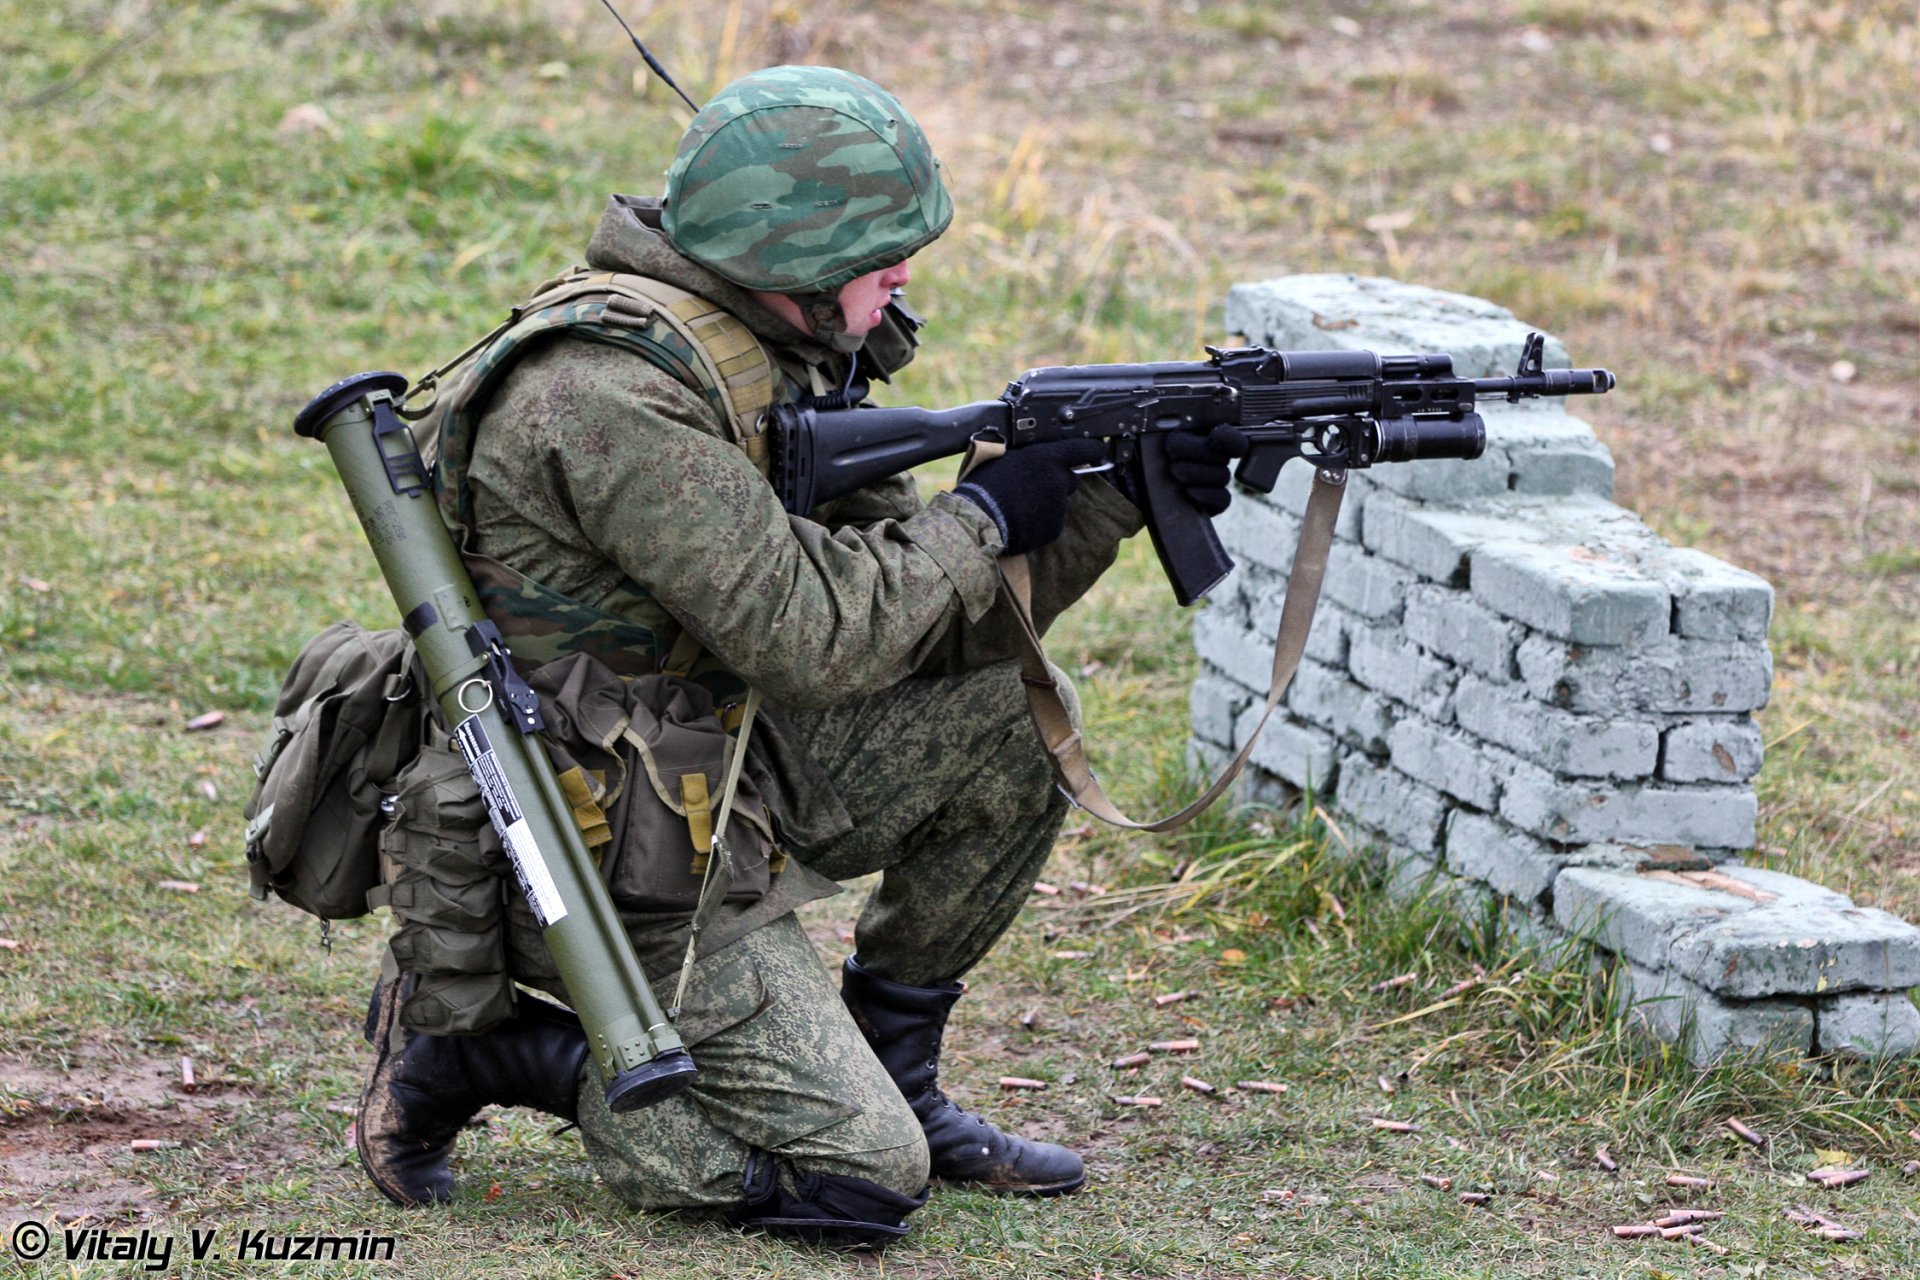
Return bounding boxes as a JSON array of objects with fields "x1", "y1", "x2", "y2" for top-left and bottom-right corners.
[
  {"x1": 1348, "y1": 624, "x2": 1457, "y2": 721},
  {"x1": 1402, "y1": 585, "x2": 1522, "y2": 682},
  {"x1": 1323, "y1": 543, "x2": 1418, "y2": 621},
  {"x1": 1258, "y1": 456, "x2": 1370, "y2": 542},
  {"x1": 1819, "y1": 992, "x2": 1920, "y2": 1060},
  {"x1": 1360, "y1": 496, "x2": 1542, "y2": 585},
  {"x1": 1190, "y1": 672, "x2": 1254, "y2": 750},
  {"x1": 1483, "y1": 401, "x2": 1615, "y2": 499},
  {"x1": 1516, "y1": 634, "x2": 1773, "y2": 714},
  {"x1": 1251, "y1": 592, "x2": 1354, "y2": 668},
  {"x1": 1287, "y1": 659, "x2": 1393, "y2": 756},
  {"x1": 1188, "y1": 736, "x2": 1232, "y2": 779},
  {"x1": 1669, "y1": 903, "x2": 1920, "y2": 999},
  {"x1": 1225, "y1": 274, "x2": 1570, "y2": 377},
  {"x1": 1642, "y1": 546, "x2": 1774, "y2": 642},
  {"x1": 1453, "y1": 674, "x2": 1659, "y2": 779},
  {"x1": 1364, "y1": 450, "x2": 1513, "y2": 504},
  {"x1": 1388, "y1": 716, "x2": 1505, "y2": 810},
  {"x1": 1214, "y1": 492, "x2": 1301, "y2": 574},
  {"x1": 1661, "y1": 718, "x2": 1765, "y2": 783},
  {"x1": 1193, "y1": 611, "x2": 1275, "y2": 695},
  {"x1": 1554, "y1": 867, "x2": 1743, "y2": 969},
  {"x1": 1235, "y1": 703, "x2": 1339, "y2": 792},
  {"x1": 1500, "y1": 764, "x2": 1758, "y2": 848},
  {"x1": 1615, "y1": 963, "x2": 1815, "y2": 1066},
  {"x1": 1469, "y1": 540, "x2": 1671, "y2": 645},
  {"x1": 1336, "y1": 752, "x2": 1449, "y2": 854},
  {"x1": 1445, "y1": 811, "x2": 1564, "y2": 905}
]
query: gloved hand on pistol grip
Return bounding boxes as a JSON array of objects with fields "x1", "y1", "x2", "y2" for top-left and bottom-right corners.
[
  {"x1": 952, "y1": 438, "x2": 1109, "y2": 556},
  {"x1": 1163, "y1": 423, "x2": 1249, "y2": 516}
]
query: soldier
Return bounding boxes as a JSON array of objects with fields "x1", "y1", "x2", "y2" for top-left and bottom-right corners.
[{"x1": 355, "y1": 65, "x2": 1243, "y2": 1244}]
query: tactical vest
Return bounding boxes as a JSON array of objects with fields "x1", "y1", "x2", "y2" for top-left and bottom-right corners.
[{"x1": 409, "y1": 269, "x2": 783, "y2": 700}]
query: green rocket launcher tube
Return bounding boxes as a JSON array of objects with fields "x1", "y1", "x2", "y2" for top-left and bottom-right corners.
[{"x1": 295, "y1": 371, "x2": 697, "y2": 1113}]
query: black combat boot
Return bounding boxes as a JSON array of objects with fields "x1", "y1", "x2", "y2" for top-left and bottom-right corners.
[
  {"x1": 725, "y1": 1149, "x2": 929, "y2": 1247},
  {"x1": 839, "y1": 955, "x2": 1085, "y2": 1196},
  {"x1": 357, "y1": 977, "x2": 588, "y2": 1207}
]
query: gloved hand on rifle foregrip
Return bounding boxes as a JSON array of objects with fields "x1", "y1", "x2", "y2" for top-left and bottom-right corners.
[{"x1": 953, "y1": 438, "x2": 1107, "y2": 556}]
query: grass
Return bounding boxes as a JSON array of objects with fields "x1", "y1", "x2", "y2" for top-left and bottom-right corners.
[{"x1": 3, "y1": 0, "x2": 1919, "y2": 1276}]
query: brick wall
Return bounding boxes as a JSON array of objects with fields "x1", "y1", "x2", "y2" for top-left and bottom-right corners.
[{"x1": 1189, "y1": 274, "x2": 1920, "y2": 1064}]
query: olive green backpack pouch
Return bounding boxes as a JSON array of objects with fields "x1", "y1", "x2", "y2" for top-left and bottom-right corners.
[
  {"x1": 243, "y1": 621, "x2": 424, "y2": 920},
  {"x1": 368, "y1": 743, "x2": 518, "y2": 1033},
  {"x1": 525, "y1": 654, "x2": 778, "y2": 914}
]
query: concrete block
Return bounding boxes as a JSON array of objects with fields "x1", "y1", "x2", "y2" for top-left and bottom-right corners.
[
  {"x1": 1516, "y1": 634, "x2": 1774, "y2": 715},
  {"x1": 1483, "y1": 401, "x2": 1616, "y2": 499},
  {"x1": 1403, "y1": 585, "x2": 1522, "y2": 683},
  {"x1": 1364, "y1": 450, "x2": 1514, "y2": 504},
  {"x1": 1190, "y1": 672, "x2": 1254, "y2": 749},
  {"x1": 1349, "y1": 624, "x2": 1458, "y2": 721},
  {"x1": 1818, "y1": 992, "x2": 1920, "y2": 1060},
  {"x1": 1500, "y1": 766, "x2": 1758, "y2": 848},
  {"x1": 1361, "y1": 496, "x2": 1544, "y2": 586},
  {"x1": 1337, "y1": 752, "x2": 1449, "y2": 854},
  {"x1": 1188, "y1": 735, "x2": 1232, "y2": 780},
  {"x1": 1194, "y1": 611, "x2": 1275, "y2": 696},
  {"x1": 1323, "y1": 543, "x2": 1418, "y2": 622},
  {"x1": 1239, "y1": 762, "x2": 1299, "y2": 810},
  {"x1": 1446, "y1": 810, "x2": 1565, "y2": 906},
  {"x1": 1388, "y1": 716, "x2": 1507, "y2": 810},
  {"x1": 1259, "y1": 455, "x2": 1369, "y2": 542},
  {"x1": 1214, "y1": 492, "x2": 1302, "y2": 574},
  {"x1": 1249, "y1": 593, "x2": 1353, "y2": 669},
  {"x1": 1639, "y1": 546, "x2": 1774, "y2": 642},
  {"x1": 1661, "y1": 718, "x2": 1765, "y2": 783},
  {"x1": 1554, "y1": 866, "x2": 1744, "y2": 969},
  {"x1": 1383, "y1": 845, "x2": 1449, "y2": 902},
  {"x1": 1469, "y1": 540, "x2": 1671, "y2": 646},
  {"x1": 1287, "y1": 659, "x2": 1394, "y2": 756},
  {"x1": 1236, "y1": 704, "x2": 1338, "y2": 792},
  {"x1": 1225, "y1": 274, "x2": 1570, "y2": 377},
  {"x1": 1454, "y1": 674, "x2": 1659, "y2": 780},
  {"x1": 1669, "y1": 903, "x2": 1920, "y2": 999},
  {"x1": 1616, "y1": 963, "x2": 1815, "y2": 1065}
]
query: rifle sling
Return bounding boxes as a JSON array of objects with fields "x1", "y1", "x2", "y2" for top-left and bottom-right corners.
[{"x1": 1001, "y1": 469, "x2": 1346, "y2": 833}]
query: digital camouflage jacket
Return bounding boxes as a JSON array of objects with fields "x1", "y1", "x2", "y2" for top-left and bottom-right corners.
[{"x1": 458, "y1": 197, "x2": 1142, "y2": 904}]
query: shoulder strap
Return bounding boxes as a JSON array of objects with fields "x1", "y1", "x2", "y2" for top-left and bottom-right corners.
[
  {"x1": 1005, "y1": 470, "x2": 1347, "y2": 832},
  {"x1": 510, "y1": 270, "x2": 777, "y2": 467}
]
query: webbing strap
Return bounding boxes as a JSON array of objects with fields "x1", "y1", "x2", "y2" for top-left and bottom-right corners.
[
  {"x1": 1004, "y1": 470, "x2": 1347, "y2": 832},
  {"x1": 669, "y1": 686, "x2": 764, "y2": 1018}
]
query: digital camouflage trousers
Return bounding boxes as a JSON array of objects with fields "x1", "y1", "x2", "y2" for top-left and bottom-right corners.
[{"x1": 576, "y1": 658, "x2": 1075, "y2": 1208}]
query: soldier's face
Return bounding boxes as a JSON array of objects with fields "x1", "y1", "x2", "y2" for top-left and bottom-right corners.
[{"x1": 834, "y1": 260, "x2": 911, "y2": 338}]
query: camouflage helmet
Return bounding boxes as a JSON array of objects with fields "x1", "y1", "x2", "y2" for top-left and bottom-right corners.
[{"x1": 662, "y1": 65, "x2": 953, "y2": 296}]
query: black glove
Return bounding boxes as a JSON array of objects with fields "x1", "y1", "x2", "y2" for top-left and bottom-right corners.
[
  {"x1": 1161, "y1": 423, "x2": 1249, "y2": 516},
  {"x1": 952, "y1": 438, "x2": 1108, "y2": 555}
]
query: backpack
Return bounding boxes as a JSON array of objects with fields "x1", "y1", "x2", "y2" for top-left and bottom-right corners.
[{"x1": 243, "y1": 621, "x2": 425, "y2": 919}]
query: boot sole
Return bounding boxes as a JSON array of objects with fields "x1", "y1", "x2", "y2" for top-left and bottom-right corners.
[{"x1": 939, "y1": 1171, "x2": 1087, "y2": 1197}]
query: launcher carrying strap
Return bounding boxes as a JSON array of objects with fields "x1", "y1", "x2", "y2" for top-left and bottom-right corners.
[{"x1": 1000, "y1": 469, "x2": 1346, "y2": 833}]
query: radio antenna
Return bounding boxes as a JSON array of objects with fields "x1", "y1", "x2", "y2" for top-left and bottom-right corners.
[{"x1": 598, "y1": 0, "x2": 702, "y2": 115}]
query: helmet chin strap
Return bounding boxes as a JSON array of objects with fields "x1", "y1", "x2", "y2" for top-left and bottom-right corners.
[{"x1": 798, "y1": 291, "x2": 867, "y2": 355}]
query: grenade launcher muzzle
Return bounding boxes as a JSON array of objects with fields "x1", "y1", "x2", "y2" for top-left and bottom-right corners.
[{"x1": 296, "y1": 372, "x2": 696, "y2": 1113}]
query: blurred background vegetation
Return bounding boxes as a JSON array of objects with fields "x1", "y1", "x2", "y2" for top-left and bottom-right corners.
[{"x1": 1, "y1": 2, "x2": 1916, "y2": 1276}]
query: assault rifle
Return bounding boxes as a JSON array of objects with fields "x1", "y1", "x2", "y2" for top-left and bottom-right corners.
[{"x1": 770, "y1": 333, "x2": 1615, "y2": 605}]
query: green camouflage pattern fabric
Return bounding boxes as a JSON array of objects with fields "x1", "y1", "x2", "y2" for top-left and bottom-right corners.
[
  {"x1": 446, "y1": 196, "x2": 1142, "y2": 833},
  {"x1": 576, "y1": 915, "x2": 929, "y2": 1207},
  {"x1": 573, "y1": 658, "x2": 1074, "y2": 1208},
  {"x1": 663, "y1": 65, "x2": 953, "y2": 293}
]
